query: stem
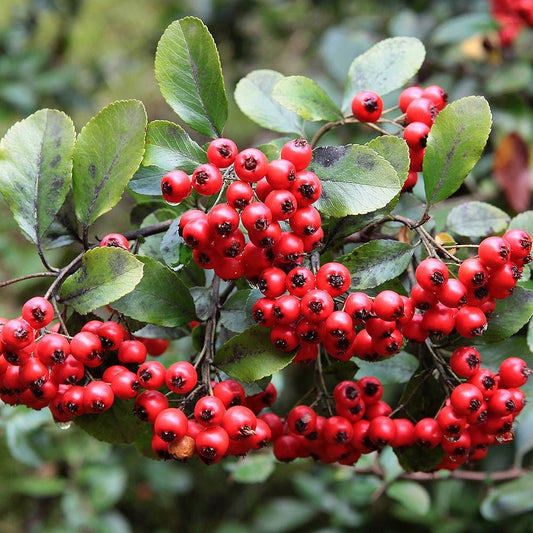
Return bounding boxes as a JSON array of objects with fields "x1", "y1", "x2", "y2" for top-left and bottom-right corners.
[
  {"x1": 425, "y1": 340, "x2": 455, "y2": 396},
  {"x1": 122, "y1": 219, "x2": 173, "y2": 241},
  {"x1": 310, "y1": 118, "x2": 347, "y2": 148},
  {"x1": 366, "y1": 122, "x2": 393, "y2": 136},
  {"x1": 44, "y1": 250, "x2": 86, "y2": 301},
  {"x1": 315, "y1": 348, "x2": 333, "y2": 416},
  {"x1": 37, "y1": 242, "x2": 59, "y2": 273},
  {"x1": 0, "y1": 272, "x2": 57, "y2": 288}
]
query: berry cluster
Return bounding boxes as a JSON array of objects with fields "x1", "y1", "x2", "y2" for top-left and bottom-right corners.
[
  {"x1": 490, "y1": 0, "x2": 533, "y2": 46},
  {"x1": 162, "y1": 138, "x2": 323, "y2": 281},
  {"x1": 350, "y1": 84, "x2": 448, "y2": 192},
  {"x1": 435, "y1": 349, "x2": 530, "y2": 470},
  {"x1": 400, "y1": 230, "x2": 532, "y2": 344}
]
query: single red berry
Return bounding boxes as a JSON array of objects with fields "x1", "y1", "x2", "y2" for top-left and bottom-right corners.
[
  {"x1": 401, "y1": 169, "x2": 418, "y2": 192},
  {"x1": 165, "y1": 361, "x2": 198, "y2": 394},
  {"x1": 1, "y1": 318, "x2": 34, "y2": 351},
  {"x1": 161, "y1": 170, "x2": 192, "y2": 204},
  {"x1": 478, "y1": 236, "x2": 511, "y2": 269},
  {"x1": 110, "y1": 370, "x2": 140, "y2": 400},
  {"x1": 99, "y1": 233, "x2": 130, "y2": 251},
  {"x1": 287, "y1": 405, "x2": 317, "y2": 436},
  {"x1": 22, "y1": 297, "x2": 54, "y2": 329},
  {"x1": 449, "y1": 346, "x2": 481, "y2": 378},
  {"x1": 222, "y1": 405, "x2": 257, "y2": 440},
  {"x1": 436, "y1": 279, "x2": 467, "y2": 308},
  {"x1": 213, "y1": 379, "x2": 246, "y2": 408},
  {"x1": 182, "y1": 217, "x2": 212, "y2": 249},
  {"x1": 351, "y1": 91, "x2": 383, "y2": 122},
  {"x1": 398, "y1": 86, "x2": 424, "y2": 113},
  {"x1": 196, "y1": 426, "x2": 230, "y2": 464},
  {"x1": 300, "y1": 289, "x2": 334, "y2": 322},
  {"x1": 415, "y1": 258, "x2": 449, "y2": 291},
  {"x1": 266, "y1": 158, "x2": 297, "y2": 189},
  {"x1": 316, "y1": 262, "x2": 351, "y2": 297},
  {"x1": 290, "y1": 170, "x2": 322, "y2": 207},
  {"x1": 403, "y1": 121, "x2": 431, "y2": 149},
  {"x1": 36, "y1": 333, "x2": 70, "y2": 366},
  {"x1": 280, "y1": 139, "x2": 312, "y2": 171},
  {"x1": 357, "y1": 376, "x2": 383, "y2": 405},
  {"x1": 413, "y1": 418, "x2": 442, "y2": 449},
  {"x1": 226, "y1": 181, "x2": 254, "y2": 210},
  {"x1": 134, "y1": 390, "x2": 169, "y2": 423},
  {"x1": 272, "y1": 295, "x2": 301, "y2": 325},
  {"x1": 70, "y1": 331, "x2": 103, "y2": 368},
  {"x1": 270, "y1": 324, "x2": 299, "y2": 352},
  {"x1": 343, "y1": 292, "x2": 373, "y2": 325},
  {"x1": 234, "y1": 148, "x2": 269, "y2": 183},
  {"x1": 468, "y1": 368, "x2": 499, "y2": 399},
  {"x1": 137, "y1": 360, "x2": 166, "y2": 390},
  {"x1": 454, "y1": 306, "x2": 487, "y2": 338},
  {"x1": 207, "y1": 203, "x2": 240, "y2": 237},
  {"x1": 138, "y1": 337, "x2": 169, "y2": 357},
  {"x1": 241, "y1": 202, "x2": 272, "y2": 232},
  {"x1": 97, "y1": 321, "x2": 127, "y2": 351},
  {"x1": 421, "y1": 303, "x2": 456, "y2": 338},
  {"x1": 405, "y1": 97, "x2": 437, "y2": 126},
  {"x1": 154, "y1": 407, "x2": 188, "y2": 443},
  {"x1": 503, "y1": 229, "x2": 532, "y2": 260},
  {"x1": 192, "y1": 163, "x2": 223, "y2": 196},
  {"x1": 372, "y1": 290, "x2": 404, "y2": 321},
  {"x1": 499, "y1": 357, "x2": 530, "y2": 388},
  {"x1": 265, "y1": 189, "x2": 298, "y2": 221},
  {"x1": 422, "y1": 85, "x2": 448, "y2": 110},
  {"x1": 285, "y1": 266, "x2": 315, "y2": 297},
  {"x1": 450, "y1": 383, "x2": 484, "y2": 416},
  {"x1": 367, "y1": 416, "x2": 397, "y2": 448},
  {"x1": 83, "y1": 380, "x2": 114, "y2": 414},
  {"x1": 436, "y1": 405, "x2": 467, "y2": 438},
  {"x1": 207, "y1": 137, "x2": 238, "y2": 168},
  {"x1": 195, "y1": 395, "x2": 226, "y2": 427}
]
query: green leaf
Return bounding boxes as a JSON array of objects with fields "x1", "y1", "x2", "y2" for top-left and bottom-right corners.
[
  {"x1": 73, "y1": 100, "x2": 147, "y2": 227},
  {"x1": 271, "y1": 76, "x2": 343, "y2": 122},
  {"x1": 75, "y1": 399, "x2": 151, "y2": 445},
  {"x1": 226, "y1": 454, "x2": 275, "y2": 484},
  {"x1": 366, "y1": 135, "x2": 410, "y2": 186},
  {"x1": 143, "y1": 120, "x2": 207, "y2": 173},
  {"x1": 220, "y1": 289, "x2": 256, "y2": 333},
  {"x1": 446, "y1": 201, "x2": 510, "y2": 238},
  {"x1": 398, "y1": 367, "x2": 445, "y2": 422},
  {"x1": 477, "y1": 286, "x2": 533, "y2": 343},
  {"x1": 423, "y1": 96, "x2": 492, "y2": 206},
  {"x1": 355, "y1": 351, "x2": 418, "y2": 384},
  {"x1": 155, "y1": 17, "x2": 227, "y2": 138},
  {"x1": 234, "y1": 70, "x2": 304, "y2": 134},
  {"x1": 129, "y1": 165, "x2": 167, "y2": 196},
  {"x1": 310, "y1": 145, "x2": 401, "y2": 217},
  {"x1": 342, "y1": 37, "x2": 426, "y2": 112},
  {"x1": 215, "y1": 326, "x2": 295, "y2": 382},
  {"x1": 432, "y1": 13, "x2": 495, "y2": 45},
  {"x1": 508, "y1": 210, "x2": 533, "y2": 237},
  {"x1": 159, "y1": 218, "x2": 192, "y2": 271},
  {"x1": 396, "y1": 443, "x2": 445, "y2": 474},
  {"x1": 253, "y1": 498, "x2": 316, "y2": 533},
  {"x1": 337, "y1": 240, "x2": 414, "y2": 290},
  {"x1": 59, "y1": 248, "x2": 144, "y2": 314},
  {"x1": 481, "y1": 473, "x2": 533, "y2": 520},
  {"x1": 0, "y1": 108, "x2": 75, "y2": 245},
  {"x1": 111, "y1": 256, "x2": 196, "y2": 327},
  {"x1": 386, "y1": 481, "x2": 431, "y2": 515}
]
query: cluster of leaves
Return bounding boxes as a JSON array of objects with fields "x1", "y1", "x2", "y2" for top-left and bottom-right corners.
[{"x1": 2, "y1": 10, "x2": 533, "y2": 525}]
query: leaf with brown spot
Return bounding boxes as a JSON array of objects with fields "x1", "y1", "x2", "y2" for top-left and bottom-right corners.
[{"x1": 493, "y1": 133, "x2": 532, "y2": 213}]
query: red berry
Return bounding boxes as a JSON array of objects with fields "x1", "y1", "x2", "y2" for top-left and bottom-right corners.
[
  {"x1": 165, "y1": 361, "x2": 198, "y2": 394},
  {"x1": 195, "y1": 395, "x2": 226, "y2": 427},
  {"x1": 449, "y1": 346, "x2": 481, "y2": 378},
  {"x1": 372, "y1": 290, "x2": 404, "y2": 321},
  {"x1": 154, "y1": 407, "x2": 188, "y2": 443},
  {"x1": 403, "y1": 121, "x2": 430, "y2": 149},
  {"x1": 234, "y1": 148, "x2": 269, "y2": 183},
  {"x1": 196, "y1": 426, "x2": 230, "y2": 464},
  {"x1": 226, "y1": 181, "x2": 253, "y2": 210},
  {"x1": 118, "y1": 340, "x2": 147, "y2": 365},
  {"x1": 499, "y1": 357, "x2": 530, "y2": 388},
  {"x1": 137, "y1": 361, "x2": 166, "y2": 390},
  {"x1": 213, "y1": 379, "x2": 246, "y2": 408},
  {"x1": 134, "y1": 390, "x2": 169, "y2": 423},
  {"x1": 287, "y1": 405, "x2": 317, "y2": 436},
  {"x1": 398, "y1": 86, "x2": 424, "y2": 113},
  {"x1": 161, "y1": 170, "x2": 191, "y2": 204},
  {"x1": 222, "y1": 405, "x2": 257, "y2": 440},
  {"x1": 367, "y1": 416, "x2": 397, "y2": 448},
  {"x1": 99, "y1": 233, "x2": 130, "y2": 251},
  {"x1": 207, "y1": 138, "x2": 238, "y2": 168},
  {"x1": 266, "y1": 159, "x2": 297, "y2": 189},
  {"x1": 83, "y1": 380, "x2": 114, "y2": 414},
  {"x1": 454, "y1": 306, "x2": 487, "y2": 338},
  {"x1": 280, "y1": 139, "x2": 312, "y2": 171},
  {"x1": 192, "y1": 163, "x2": 223, "y2": 196},
  {"x1": 22, "y1": 297, "x2": 54, "y2": 329},
  {"x1": 351, "y1": 91, "x2": 383, "y2": 122},
  {"x1": 422, "y1": 85, "x2": 448, "y2": 111},
  {"x1": 415, "y1": 258, "x2": 449, "y2": 291},
  {"x1": 413, "y1": 418, "x2": 442, "y2": 449},
  {"x1": 406, "y1": 97, "x2": 437, "y2": 126},
  {"x1": 503, "y1": 229, "x2": 532, "y2": 260},
  {"x1": 316, "y1": 262, "x2": 351, "y2": 297},
  {"x1": 478, "y1": 236, "x2": 511, "y2": 268}
]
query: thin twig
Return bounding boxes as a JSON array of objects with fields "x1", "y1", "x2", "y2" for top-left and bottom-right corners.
[{"x1": 0, "y1": 272, "x2": 57, "y2": 288}]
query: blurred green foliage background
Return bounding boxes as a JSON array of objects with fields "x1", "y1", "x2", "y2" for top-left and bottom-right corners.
[{"x1": 1, "y1": 0, "x2": 533, "y2": 531}]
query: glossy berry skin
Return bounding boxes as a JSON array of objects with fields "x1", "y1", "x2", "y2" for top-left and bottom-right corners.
[
  {"x1": 265, "y1": 189, "x2": 298, "y2": 221},
  {"x1": 367, "y1": 416, "x2": 397, "y2": 448},
  {"x1": 436, "y1": 279, "x2": 467, "y2": 308},
  {"x1": 207, "y1": 137, "x2": 238, "y2": 168},
  {"x1": 399, "y1": 86, "x2": 424, "y2": 112},
  {"x1": 270, "y1": 325, "x2": 299, "y2": 352},
  {"x1": 295, "y1": 317, "x2": 321, "y2": 346},
  {"x1": 343, "y1": 292, "x2": 373, "y2": 325},
  {"x1": 415, "y1": 258, "x2": 449, "y2": 292},
  {"x1": 413, "y1": 418, "x2": 442, "y2": 449},
  {"x1": 451, "y1": 383, "x2": 484, "y2": 416},
  {"x1": 37, "y1": 333, "x2": 70, "y2": 366},
  {"x1": 226, "y1": 181, "x2": 254, "y2": 210},
  {"x1": 316, "y1": 262, "x2": 351, "y2": 297},
  {"x1": 161, "y1": 170, "x2": 191, "y2": 204},
  {"x1": 287, "y1": 405, "x2": 317, "y2": 436},
  {"x1": 70, "y1": 331, "x2": 103, "y2": 368},
  {"x1": 301, "y1": 289, "x2": 335, "y2": 322},
  {"x1": 436, "y1": 405, "x2": 467, "y2": 438},
  {"x1": 405, "y1": 97, "x2": 437, "y2": 126},
  {"x1": 118, "y1": 340, "x2": 147, "y2": 365},
  {"x1": 290, "y1": 170, "x2": 321, "y2": 207},
  {"x1": 208, "y1": 203, "x2": 240, "y2": 237},
  {"x1": 165, "y1": 361, "x2": 198, "y2": 394},
  {"x1": 182, "y1": 217, "x2": 211, "y2": 249},
  {"x1": 196, "y1": 426, "x2": 230, "y2": 464},
  {"x1": 402, "y1": 169, "x2": 418, "y2": 192},
  {"x1": 241, "y1": 202, "x2": 272, "y2": 233},
  {"x1": 213, "y1": 379, "x2": 246, "y2": 408},
  {"x1": 266, "y1": 159, "x2": 296, "y2": 189},
  {"x1": 252, "y1": 298, "x2": 276, "y2": 327},
  {"x1": 422, "y1": 85, "x2": 448, "y2": 110},
  {"x1": 222, "y1": 405, "x2": 257, "y2": 440},
  {"x1": 97, "y1": 321, "x2": 126, "y2": 351},
  {"x1": 154, "y1": 408, "x2": 188, "y2": 443},
  {"x1": 110, "y1": 370, "x2": 140, "y2": 400},
  {"x1": 358, "y1": 376, "x2": 383, "y2": 405},
  {"x1": 22, "y1": 297, "x2": 54, "y2": 329},
  {"x1": 503, "y1": 229, "x2": 532, "y2": 260},
  {"x1": 286, "y1": 266, "x2": 315, "y2": 297},
  {"x1": 458, "y1": 257, "x2": 489, "y2": 290},
  {"x1": 83, "y1": 380, "x2": 114, "y2": 414},
  {"x1": 351, "y1": 91, "x2": 383, "y2": 122},
  {"x1": 99, "y1": 233, "x2": 130, "y2": 251},
  {"x1": 138, "y1": 337, "x2": 169, "y2": 357},
  {"x1": 134, "y1": 390, "x2": 169, "y2": 423},
  {"x1": 403, "y1": 122, "x2": 430, "y2": 149},
  {"x1": 499, "y1": 357, "x2": 529, "y2": 388},
  {"x1": 192, "y1": 163, "x2": 223, "y2": 196},
  {"x1": 1, "y1": 318, "x2": 34, "y2": 351},
  {"x1": 234, "y1": 148, "x2": 269, "y2": 183},
  {"x1": 478, "y1": 236, "x2": 511, "y2": 268},
  {"x1": 454, "y1": 306, "x2": 487, "y2": 338},
  {"x1": 273, "y1": 434, "x2": 301, "y2": 462},
  {"x1": 449, "y1": 346, "x2": 481, "y2": 378},
  {"x1": 372, "y1": 290, "x2": 404, "y2": 321},
  {"x1": 137, "y1": 361, "x2": 166, "y2": 390},
  {"x1": 323, "y1": 416, "x2": 354, "y2": 444},
  {"x1": 194, "y1": 395, "x2": 226, "y2": 427},
  {"x1": 272, "y1": 295, "x2": 301, "y2": 325},
  {"x1": 280, "y1": 139, "x2": 312, "y2": 171}
]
